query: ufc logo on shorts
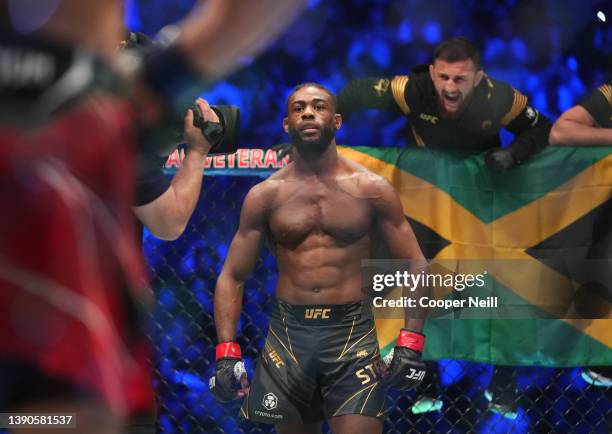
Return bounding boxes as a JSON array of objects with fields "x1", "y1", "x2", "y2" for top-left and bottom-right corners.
[
  {"x1": 268, "y1": 349, "x2": 285, "y2": 368},
  {"x1": 304, "y1": 308, "x2": 331, "y2": 319},
  {"x1": 405, "y1": 368, "x2": 425, "y2": 381}
]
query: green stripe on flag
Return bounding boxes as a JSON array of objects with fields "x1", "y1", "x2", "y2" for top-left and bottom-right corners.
[{"x1": 352, "y1": 146, "x2": 611, "y2": 223}]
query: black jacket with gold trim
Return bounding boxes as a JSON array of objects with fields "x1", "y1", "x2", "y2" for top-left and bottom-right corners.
[
  {"x1": 579, "y1": 83, "x2": 612, "y2": 128},
  {"x1": 337, "y1": 65, "x2": 550, "y2": 162}
]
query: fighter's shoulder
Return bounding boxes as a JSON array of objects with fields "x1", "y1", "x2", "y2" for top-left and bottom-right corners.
[
  {"x1": 484, "y1": 76, "x2": 523, "y2": 105},
  {"x1": 244, "y1": 176, "x2": 281, "y2": 208},
  {"x1": 480, "y1": 75, "x2": 528, "y2": 124},
  {"x1": 483, "y1": 75, "x2": 512, "y2": 92},
  {"x1": 267, "y1": 162, "x2": 294, "y2": 180},
  {"x1": 588, "y1": 83, "x2": 612, "y2": 106},
  {"x1": 339, "y1": 157, "x2": 395, "y2": 198}
]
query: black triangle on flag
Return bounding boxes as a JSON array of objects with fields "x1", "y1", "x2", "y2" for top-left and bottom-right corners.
[
  {"x1": 407, "y1": 216, "x2": 451, "y2": 260},
  {"x1": 526, "y1": 198, "x2": 612, "y2": 307}
]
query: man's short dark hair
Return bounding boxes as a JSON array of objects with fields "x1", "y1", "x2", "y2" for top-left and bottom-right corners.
[
  {"x1": 286, "y1": 82, "x2": 337, "y2": 112},
  {"x1": 433, "y1": 37, "x2": 481, "y2": 69}
]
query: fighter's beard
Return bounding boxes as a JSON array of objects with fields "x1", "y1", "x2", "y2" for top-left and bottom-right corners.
[
  {"x1": 438, "y1": 88, "x2": 475, "y2": 119},
  {"x1": 288, "y1": 124, "x2": 336, "y2": 156}
]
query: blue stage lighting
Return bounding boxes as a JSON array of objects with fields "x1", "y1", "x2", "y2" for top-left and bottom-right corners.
[
  {"x1": 371, "y1": 41, "x2": 391, "y2": 68},
  {"x1": 398, "y1": 20, "x2": 413, "y2": 43},
  {"x1": 557, "y1": 86, "x2": 573, "y2": 112},
  {"x1": 421, "y1": 21, "x2": 442, "y2": 45}
]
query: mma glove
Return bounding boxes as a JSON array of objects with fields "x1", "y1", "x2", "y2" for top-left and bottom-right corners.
[
  {"x1": 209, "y1": 342, "x2": 248, "y2": 402},
  {"x1": 382, "y1": 329, "x2": 427, "y2": 390},
  {"x1": 485, "y1": 148, "x2": 517, "y2": 171}
]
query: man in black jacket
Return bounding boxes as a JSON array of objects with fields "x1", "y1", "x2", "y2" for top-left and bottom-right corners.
[{"x1": 337, "y1": 37, "x2": 551, "y2": 171}]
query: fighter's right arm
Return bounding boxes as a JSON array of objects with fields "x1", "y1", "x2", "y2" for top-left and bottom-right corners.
[
  {"x1": 337, "y1": 77, "x2": 407, "y2": 118},
  {"x1": 214, "y1": 183, "x2": 270, "y2": 342},
  {"x1": 549, "y1": 105, "x2": 612, "y2": 146},
  {"x1": 132, "y1": 99, "x2": 215, "y2": 240}
]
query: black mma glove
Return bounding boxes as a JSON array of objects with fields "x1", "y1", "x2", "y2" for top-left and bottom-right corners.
[
  {"x1": 209, "y1": 342, "x2": 248, "y2": 402},
  {"x1": 382, "y1": 329, "x2": 427, "y2": 390},
  {"x1": 485, "y1": 148, "x2": 517, "y2": 171}
]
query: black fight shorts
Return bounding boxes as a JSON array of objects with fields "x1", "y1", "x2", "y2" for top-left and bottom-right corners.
[{"x1": 241, "y1": 300, "x2": 386, "y2": 424}]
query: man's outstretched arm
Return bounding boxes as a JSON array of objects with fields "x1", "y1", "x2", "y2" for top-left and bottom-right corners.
[
  {"x1": 550, "y1": 84, "x2": 612, "y2": 147},
  {"x1": 549, "y1": 105, "x2": 612, "y2": 146},
  {"x1": 133, "y1": 99, "x2": 216, "y2": 240},
  {"x1": 372, "y1": 177, "x2": 429, "y2": 390},
  {"x1": 337, "y1": 77, "x2": 407, "y2": 118}
]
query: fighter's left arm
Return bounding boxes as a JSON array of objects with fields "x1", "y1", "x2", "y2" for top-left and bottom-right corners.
[
  {"x1": 371, "y1": 177, "x2": 428, "y2": 332},
  {"x1": 505, "y1": 101, "x2": 552, "y2": 162},
  {"x1": 371, "y1": 177, "x2": 429, "y2": 389},
  {"x1": 486, "y1": 89, "x2": 552, "y2": 171}
]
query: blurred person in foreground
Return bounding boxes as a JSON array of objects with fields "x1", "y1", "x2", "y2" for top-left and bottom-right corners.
[{"x1": 0, "y1": 1, "x2": 305, "y2": 433}]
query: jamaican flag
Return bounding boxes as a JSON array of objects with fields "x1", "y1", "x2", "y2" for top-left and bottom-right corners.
[{"x1": 339, "y1": 145, "x2": 612, "y2": 367}]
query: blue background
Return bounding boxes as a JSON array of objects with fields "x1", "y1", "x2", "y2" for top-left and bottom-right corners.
[{"x1": 128, "y1": 0, "x2": 612, "y2": 149}]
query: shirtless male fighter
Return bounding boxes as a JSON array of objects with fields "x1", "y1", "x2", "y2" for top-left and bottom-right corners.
[{"x1": 211, "y1": 83, "x2": 428, "y2": 434}]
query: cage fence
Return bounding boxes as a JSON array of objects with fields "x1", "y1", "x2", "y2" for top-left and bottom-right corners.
[{"x1": 144, "y1": 174, "x2": 611, "y2": 434}]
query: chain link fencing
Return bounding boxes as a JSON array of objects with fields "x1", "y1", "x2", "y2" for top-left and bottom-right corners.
[{"x1": 143, "y1": 174, "x2": 611, "y2": 434}]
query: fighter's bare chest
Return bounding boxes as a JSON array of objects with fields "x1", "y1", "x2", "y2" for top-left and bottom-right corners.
[{"x1": 268, "y1": 184, "x2": 372, "y2": 244}]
